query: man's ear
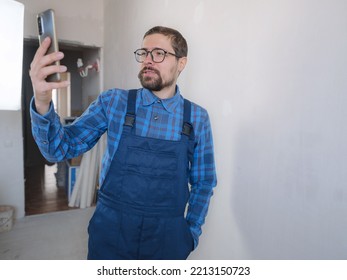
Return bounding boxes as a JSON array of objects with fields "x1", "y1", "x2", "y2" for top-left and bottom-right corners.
[{"x1": 178, "y1": 57, "x2": 187, "y2": 74}]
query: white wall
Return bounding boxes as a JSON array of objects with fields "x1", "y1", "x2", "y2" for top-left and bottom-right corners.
[
  {"x1": 103, "y1": 0, "x2": 347, "y2": 259},
  {"x1": 18, "y1": 0, "x2": 103, "y2": 47}
]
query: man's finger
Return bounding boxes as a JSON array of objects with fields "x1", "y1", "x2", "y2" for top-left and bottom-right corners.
[{"x1": 32, "y1": 37, "x2": 51, "y2": 65}]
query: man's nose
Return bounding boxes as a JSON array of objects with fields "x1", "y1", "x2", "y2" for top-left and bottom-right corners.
[{"x1": 143, "y1": 52, "x2": 154, "y2": 64}]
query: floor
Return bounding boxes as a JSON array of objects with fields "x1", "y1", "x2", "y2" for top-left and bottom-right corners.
[
  {"x1": 0, "y1": 206, "x2": 95, "y2": 259},
  {"x1": 25, "y1": 163, "x2": 75, "y2": 215},
  {"x1": 0, "y1": 163, "x2": 95, "y2": 260}
]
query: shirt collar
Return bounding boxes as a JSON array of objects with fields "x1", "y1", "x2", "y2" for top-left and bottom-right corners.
[{"x1": 141, "y1": 86, "x2": 181, "y2": 113}]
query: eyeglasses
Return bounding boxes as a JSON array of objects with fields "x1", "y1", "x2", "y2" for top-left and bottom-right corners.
[{"x1": 134, "y1": 48, "x2": 181, "y2": 63}]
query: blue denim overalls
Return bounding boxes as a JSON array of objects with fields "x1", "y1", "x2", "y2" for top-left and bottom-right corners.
[{"x1": 87, "y1": 90, "x2": 195, "y2": 259}]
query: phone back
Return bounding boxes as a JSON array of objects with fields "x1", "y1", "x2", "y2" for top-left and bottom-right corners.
[{"x1": 37, "y1": 9, "x2": 60, "y2": 82}]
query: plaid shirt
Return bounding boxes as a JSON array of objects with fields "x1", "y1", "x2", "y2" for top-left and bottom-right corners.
[{"x1": 31, "y1": 87, "x2": 217, "y2": 248}]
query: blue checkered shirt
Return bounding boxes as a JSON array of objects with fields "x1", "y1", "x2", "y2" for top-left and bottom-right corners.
[{"x1": 30, "y1": 87, "x2": 217, "y2": 248}]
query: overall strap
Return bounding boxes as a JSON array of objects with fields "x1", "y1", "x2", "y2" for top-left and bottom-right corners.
[
  {"x1": 182, "y1": 99, "x2": 195, "y2": 141},
  {"x1": 124, "y1": 90, "x2": 194, "y2": 141},
  {"x1": 123, "y1": 89, "x2": 138, "y2": 131}
]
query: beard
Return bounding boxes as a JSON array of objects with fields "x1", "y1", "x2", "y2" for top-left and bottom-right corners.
[{"x1": 138, "y1": 66, "x2": 175, "y2": 92}]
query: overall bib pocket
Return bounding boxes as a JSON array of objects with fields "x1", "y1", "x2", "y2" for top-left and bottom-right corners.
[{"x1": 120, "y1": 146, "x2": 178, "y2": 207}]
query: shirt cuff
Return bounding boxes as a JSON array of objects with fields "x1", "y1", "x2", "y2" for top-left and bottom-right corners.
[{"x1": 30, "y1": 97, "x2": 56, "y2": 124}]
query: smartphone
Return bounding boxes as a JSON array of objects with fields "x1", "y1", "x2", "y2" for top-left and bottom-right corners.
[{"x1": 37, "y1": 9, "x2": 61, "y2": 82}]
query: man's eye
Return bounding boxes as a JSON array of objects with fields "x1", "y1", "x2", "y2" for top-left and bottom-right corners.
[{"x1": 155, "y1": 51, "x2": 165, "y2": 56}]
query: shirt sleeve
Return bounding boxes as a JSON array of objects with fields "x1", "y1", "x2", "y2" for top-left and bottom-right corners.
[
  {"x1": 186, "y1": 107, "x2": 217, "y2": 249},
  {"x1": 30, "y1": 94, "x2": 108, "y2": 163}
]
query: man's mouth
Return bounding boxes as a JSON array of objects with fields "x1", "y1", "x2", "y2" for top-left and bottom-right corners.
[{"x1": 141, "y1": 67, "x2": 159, "y2": 76}]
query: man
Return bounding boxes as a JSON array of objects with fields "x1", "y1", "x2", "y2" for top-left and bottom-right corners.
[{"x1": 30, "y1": 26, "x2": 217, "y2": 260}]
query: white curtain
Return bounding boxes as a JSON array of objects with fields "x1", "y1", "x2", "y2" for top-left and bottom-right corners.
[{"x1": 68, "y1": 133, "x2": 106, "y2": 208}]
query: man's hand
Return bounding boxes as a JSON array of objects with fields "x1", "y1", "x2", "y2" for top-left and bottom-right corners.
[{"x1": 29, "y1": 37, "x2": 70, "y2": 115}]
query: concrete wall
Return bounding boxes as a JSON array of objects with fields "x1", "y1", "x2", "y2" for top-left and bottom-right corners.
[
  {"x1": 0, "y1": 111, "x2": 25, "y2": 218},
  {"x1": 103, "y1": 0, "x2": 347, "y2": 259}
]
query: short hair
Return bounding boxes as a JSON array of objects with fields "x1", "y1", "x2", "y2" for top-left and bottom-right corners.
[{"x1": 144, "y1": 26, "x2": 188, "y2": 58}]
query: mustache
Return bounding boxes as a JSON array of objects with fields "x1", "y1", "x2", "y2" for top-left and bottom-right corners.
[{"x1": 139, "y1": 66, "x2": 160, "y2": 75}]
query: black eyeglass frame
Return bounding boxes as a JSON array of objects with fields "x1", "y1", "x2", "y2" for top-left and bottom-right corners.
[{"x1": 134, "y1": 48, "x2": 181, "y2": 63}]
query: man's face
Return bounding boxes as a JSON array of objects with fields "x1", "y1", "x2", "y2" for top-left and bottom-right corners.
[{"x1": 138, "y1": 34, "x2": 186, "y2": 93}]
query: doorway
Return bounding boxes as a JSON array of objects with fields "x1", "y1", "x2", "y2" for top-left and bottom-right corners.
[{"x1": 22, "y1": 39, "x2": 100, "y2": 215}]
